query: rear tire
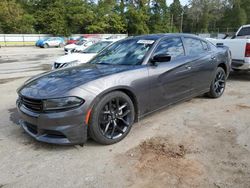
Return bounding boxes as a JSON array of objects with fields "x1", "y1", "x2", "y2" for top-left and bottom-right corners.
[
  {"x1": 59, "y1": 43, "x2": 64, "y2": 48},
  {"x1": 89, "y1": 91, "x2": 135, "y2": 145},
  {"x1": 206, "y1": 67, "x2": 226, "y2": 98},
  {"x1": 43, "y1": 43, "x2": 49, "y2": 48}
]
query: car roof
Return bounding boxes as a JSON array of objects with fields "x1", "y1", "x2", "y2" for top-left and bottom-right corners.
[
  {"x1": 128, "y1": 33, "x2": 200, "y2": 41},
  {"x1": 242, "y1": 24, "x2": 250, "y2": 28},
  {"x1": 101, "y1": 39, "x2": 121, "y2": 42}
]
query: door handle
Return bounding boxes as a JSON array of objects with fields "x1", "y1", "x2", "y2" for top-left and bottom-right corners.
[
  {"x1": 211, "y1": 56, "x2": 216, "y2": 60},
  {"x1": 185, "y1": 66, "x2": 191, "y2": 70}
]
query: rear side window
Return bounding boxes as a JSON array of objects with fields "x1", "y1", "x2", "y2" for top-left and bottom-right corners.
[
  {"x1": 154, "y1": 37, "x2": 185, "y2": 60},
  {"x1": 184, "y1": 38, "x2": 207, "y2": 55},
  {"x1": 238, "y1": 27, "x2": 250, "y2": 36}
]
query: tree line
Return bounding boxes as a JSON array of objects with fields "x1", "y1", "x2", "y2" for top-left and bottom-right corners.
[{"x1": 0, "y1": 0, "x2": 249, "y2": 36}]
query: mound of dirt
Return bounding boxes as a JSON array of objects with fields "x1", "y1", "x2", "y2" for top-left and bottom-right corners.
[
  {"x1": 138, "y1": 137, "x2": 186, "y2": 158},
  {"x1": 119, "y1": 137, "x2": 204, "y2": 188}
]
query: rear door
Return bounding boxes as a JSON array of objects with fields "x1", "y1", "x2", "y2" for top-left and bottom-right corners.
[
  {"x1": 183, "y1": 37, "x2": 216, "y2": 92},
  {"x1": 49, "y1": 37, "x2": 58, "y2": 46},
  {"x1": 147, "y1": 37, "x2": 194, "y2": 111}
]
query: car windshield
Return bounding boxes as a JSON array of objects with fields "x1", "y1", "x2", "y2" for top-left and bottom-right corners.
[
  {"x1": 82, "y1": 41, "x2": 112, "y2": 53},
  {"x1": 69, "y1": 37, "x2": 78, "y2": 40},
  {"x1": 238, "y1": 27, "x2": 250, "y2": 36},
  {"x1": 90, "y1": 38, "x2": 154, "y2": 65},
  {"x1": 76, "y1": 39, "x2": 87, "y2": 45}
]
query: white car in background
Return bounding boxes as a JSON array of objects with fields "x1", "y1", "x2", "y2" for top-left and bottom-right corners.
[
  {"x1": 53, "y1": 40, "x2": 118, "y2": 69},
  {"x1": 64, "y1": 38, "x2": 99, "y2": 54}
]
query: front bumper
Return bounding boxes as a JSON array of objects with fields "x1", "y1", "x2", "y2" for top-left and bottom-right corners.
[{"x1": 17, "y1": 102, "x2": 88, "y2": 145}]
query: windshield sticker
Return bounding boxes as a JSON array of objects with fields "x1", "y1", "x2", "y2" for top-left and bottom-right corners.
[{"x1": 137, "y1": 40, "x2": 155, "y2": 44}]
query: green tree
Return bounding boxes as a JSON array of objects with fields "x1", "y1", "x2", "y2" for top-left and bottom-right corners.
[
  {"x1": 0, "y1": 0, "x2": 35, "y2": 33},
  {"x1": 186, "y1": 0, "x2": 226, "y2": 33},
  {"x1": 199, "y1": 3, "x2": 209, "y2": 32},
  {"x1": 182, "y1": 5, "x2": 193, "y2": 33},
  {"x1": 169, "y1": 0, "x2": 183, "y2": 31},
  {"x1": 148, "y1": 0, "x2": 170, "y2": 33},
  {"x1": 34, "y1": 0, "x2": 69, "y2": 36},
  {"x1": 221, "y1": 0, "x2": 247, "y2": 31},
  {"x1": 86, "y1": 0, "x2": 126, "y2": 33},
  {"x1": 241, "y1": 0, "x2": 250, "y2": 23},
  {"x1": 126, "y1": 0, "x2": 150, "y2": 35}
]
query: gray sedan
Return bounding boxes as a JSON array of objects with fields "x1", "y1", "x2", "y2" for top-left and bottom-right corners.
[{"x1": 16, "y1": 34, "x2": 231, "y2": 145}]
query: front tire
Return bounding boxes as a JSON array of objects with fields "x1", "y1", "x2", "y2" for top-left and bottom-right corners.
[
  {"x1": 89, "y1": 91, "x2": 135, "y2": 145},
  {"x1": 207, "y1": 67, "x2": 226, "y2": 98}
]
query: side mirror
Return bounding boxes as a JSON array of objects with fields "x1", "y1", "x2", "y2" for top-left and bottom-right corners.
[{"x1": 151, "y1": 54, "x2": 171, "y2": 64}]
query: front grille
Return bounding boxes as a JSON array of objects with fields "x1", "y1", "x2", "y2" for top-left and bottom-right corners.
[
  {"x1": 44, "y1": 130, "x2": 66, "y2": 138},
  {"x1": 20, "y1": 96, "x2": 43, "y2": 112}
]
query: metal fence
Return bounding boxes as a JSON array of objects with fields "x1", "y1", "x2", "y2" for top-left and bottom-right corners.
[{"x1": 0, "y1": 34, "x2": 128, "y2": 47}]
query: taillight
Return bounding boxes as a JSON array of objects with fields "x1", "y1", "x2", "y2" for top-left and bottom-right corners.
[{"x1": 245, "y1": 43, "x2": 250, "y2": 57}]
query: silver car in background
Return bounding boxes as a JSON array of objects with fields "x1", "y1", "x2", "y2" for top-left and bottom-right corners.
[{"x1": 53, "y1": 39, "x2": 118, "y2": 69}]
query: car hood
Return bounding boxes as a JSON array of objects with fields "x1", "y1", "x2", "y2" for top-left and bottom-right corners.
[
  {"x1": 19, "y1": 64, "x2": 137, "y2": 99},
  {"x1": 65, "y1": 43, "x2": 76, "y2": 49},
  {"x1": 75, "y1": 45, "x2": 88, "y2": 51},
  {"x1": 55, "y1": 53, "x2": 96, "y2": 64}
]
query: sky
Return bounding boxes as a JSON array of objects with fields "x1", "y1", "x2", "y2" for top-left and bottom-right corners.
[{"x1": 166, "y1": 0, "x2": 190, "y2": 6}]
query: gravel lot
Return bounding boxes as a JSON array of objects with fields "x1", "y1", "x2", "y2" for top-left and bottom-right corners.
[{"x1": 0, "y1": 47, "x2": 250, "y2": 188}]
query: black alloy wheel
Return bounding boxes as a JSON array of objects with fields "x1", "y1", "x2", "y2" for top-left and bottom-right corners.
[
  {"x1": 89, "y1": 91, "x2": 135, "y2": 145},
  {"x1": 207, "y1": 67, "x2": 226, "y2": 98}
]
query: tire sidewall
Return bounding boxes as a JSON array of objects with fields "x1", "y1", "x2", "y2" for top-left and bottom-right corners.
[
  {"x1": 89, "y1": 91, "x2": 135, "y2": 145},
  {"x1": 209, "y1": 67, "x2": 226, "y2": 98}
]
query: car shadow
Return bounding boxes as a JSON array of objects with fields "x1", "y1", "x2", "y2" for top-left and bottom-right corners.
[{"x1": 228, "y1": 71, "x2": 250, "y2": 81}]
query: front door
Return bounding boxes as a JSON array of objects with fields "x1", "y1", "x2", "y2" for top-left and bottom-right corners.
[{"x1": 147, "y1": 37, "x2": 194, "y2": 111}]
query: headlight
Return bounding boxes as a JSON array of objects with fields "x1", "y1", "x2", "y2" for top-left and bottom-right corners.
[{"x1": 43, "y1": 97, "x2": 84, "y2": 111}]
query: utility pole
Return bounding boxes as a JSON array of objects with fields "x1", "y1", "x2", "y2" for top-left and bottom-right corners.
[
  {"x1": 180, "y1": 12, "x2": 184, "y2": 33},
  {"x1": 170, "y1": 14, "x2": 174, "y2": 32}
]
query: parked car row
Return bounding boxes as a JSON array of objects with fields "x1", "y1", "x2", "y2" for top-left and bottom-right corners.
[
  {"x1": 35, "y1": 36, "x2": 91, "y2": 48},
  {"x1": 17, "y1": 33, "x2": 232, "y2": 146},
  {"x1": 64, "y1": 38, "x2": 100, "y2": 54}
]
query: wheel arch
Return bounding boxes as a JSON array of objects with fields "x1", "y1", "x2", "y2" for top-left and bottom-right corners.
[
  {"x1": 43, "y1": 42, "x2": 49, "y2": 47},
  {"x1": 89, "y1": 86, "x2": 139, "y2": 123},
  {"x1": 217, "y1": 62, "x2": 228, "y2": 76}
]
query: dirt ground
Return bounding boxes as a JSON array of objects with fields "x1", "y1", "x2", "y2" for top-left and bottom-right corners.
[{"x1": 0, "y1": 47, "x2": 250, "y2": 188}]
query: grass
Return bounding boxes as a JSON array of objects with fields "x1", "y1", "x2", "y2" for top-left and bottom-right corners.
[{"x1": 0, "y1": 41, "x2": 35, "y2": 46}]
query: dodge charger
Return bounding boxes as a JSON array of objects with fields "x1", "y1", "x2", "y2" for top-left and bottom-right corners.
[{"x1": 17, "y1": 34, "x2": 231, "y2": 145}]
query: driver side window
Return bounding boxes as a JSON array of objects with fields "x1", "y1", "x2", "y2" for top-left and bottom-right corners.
[{"x1": 153, "y1": 37, "x2": 185, "y2": 60}]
